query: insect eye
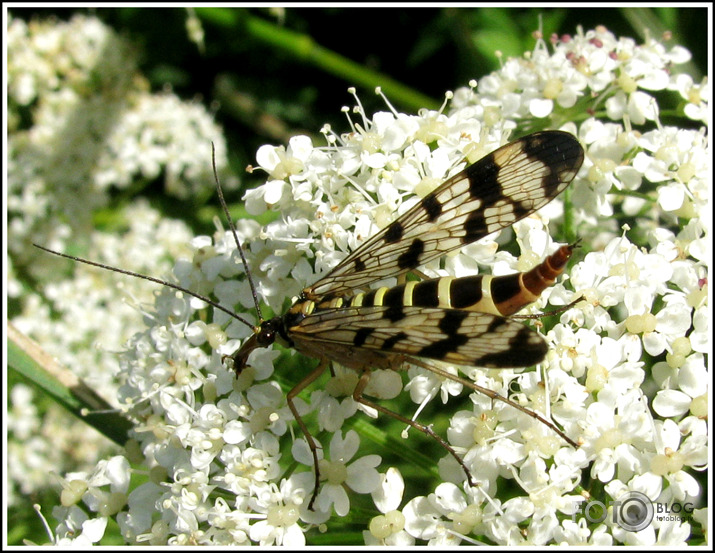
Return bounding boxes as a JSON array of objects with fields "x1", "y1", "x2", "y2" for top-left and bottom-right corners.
[
  {"x1": 257, "y1": 330, "x2": 274, "y2": 345},
  {"x1": 256, "y1": 318, "x2": 282, "y2": 347}
]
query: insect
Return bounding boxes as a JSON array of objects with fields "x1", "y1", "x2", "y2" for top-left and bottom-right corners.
[{"x1": 37, "y1": 130, "x2": 584, "y2": 512}]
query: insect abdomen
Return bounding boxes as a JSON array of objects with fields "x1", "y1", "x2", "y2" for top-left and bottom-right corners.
[{"x1": 345, "y1": 244, "x2": 574, "y2": 316}]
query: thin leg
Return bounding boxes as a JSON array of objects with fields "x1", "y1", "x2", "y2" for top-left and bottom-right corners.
[
  {"x1": 352, "y1": 369, "x2": 478, "y2": 488},
  {"x1": 405, "y1": 356, "x2": 578, "y2": 448},
  {"x1": 286, "y1": 360, "x2": 329, "y2": 511}
]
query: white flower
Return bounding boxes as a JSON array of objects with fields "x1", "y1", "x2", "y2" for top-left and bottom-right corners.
[
  {"x1": 118, "y1": 481, "x2": 164, "y2": 541},
  {"x1": 292, "y1": 430, "x2": 381, "y2": 517},
  {"x1": 363, "y1": 468, "x2": 415, "y2": 545},
  {"x1": 402, "y1": 484, "x2": 479, "y2": 545},
  {"x1": 652, "y1": 354, "x2": 708, "y2": 419},
  {"x1": 673, "y1": 73, "x2": 710, "y2": 124},
  {"x1": 584, "y1": 389, "x2": 654, "y2": 483},
  {"x1": 247, "y1": 480, "x2": 306, "y2": 546},
  {"x1": 51, "y1": 506, "x2": 109, "y2": 546},
  {"x1": 310, "y1": 387, "x2": 359, "y2": 434},
  {"x1": 649, "y1": 417, "x2": 707, "y2": 501},
  {"x1": 554, "y1": 518, "x2": 614, "y2": 545},
  {"x1": 53, "y1": 455, "x2": 130, "y2": 531}
]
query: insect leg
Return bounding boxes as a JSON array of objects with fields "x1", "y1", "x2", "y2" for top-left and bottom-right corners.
[
  {"x1": 405, "y1": 357, "x2": 579, "y2": 448},
  {"x1": 286, "y1": 360, "x2": 330, "y2": 511},
  {"x1": 351, "y1": 368, "x2": 478, "y2": 489}
]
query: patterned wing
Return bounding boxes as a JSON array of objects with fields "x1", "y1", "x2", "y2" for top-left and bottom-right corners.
[
  {"x1": 289, "y1": 305, "x2": 548, "y2": 369},
  {"x1": 307, "y1": 131, "x2": 583, "y2": 299}
]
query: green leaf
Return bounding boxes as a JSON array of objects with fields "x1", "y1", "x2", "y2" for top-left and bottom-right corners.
[{"x1": 8, "y1": 323, "x2": 134, "y2": 447}]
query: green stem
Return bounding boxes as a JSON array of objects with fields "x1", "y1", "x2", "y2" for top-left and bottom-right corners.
[
  {"x1": 8, "y1": 323, "x2": 133, "y2": 447},
  {"x1": 197, "y1": 8, "x2": 441, "y2": 112}
]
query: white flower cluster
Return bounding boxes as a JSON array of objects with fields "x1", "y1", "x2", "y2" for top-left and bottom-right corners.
[
  {"x1": 8, "y1": 200, "x2": 198, "y2": 508},
  {"x1": 7, "y1": 13, "x2": 231, "y2": 275},
  {"x1": 18, "y1": 23, "x2": 708, "y2": 546},
  {"x1": 7, "y1": 13, "x2": 229, "y2": 511}
]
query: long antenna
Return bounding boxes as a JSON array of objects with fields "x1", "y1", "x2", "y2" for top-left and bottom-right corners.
[
  {"x1": 32, "y1": 243, "x2": 256, "y2": 330},
  {"x1": 211, "y1": 143, "x2": 264, "y2": 323},
  {"x1": 32, "y1": 146, "x2": 265, "y2": 332}
]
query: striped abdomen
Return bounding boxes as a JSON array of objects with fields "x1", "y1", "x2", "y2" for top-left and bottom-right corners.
[{"x1": 311, "y1": 244, "x2": 574, "y2": 318}]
